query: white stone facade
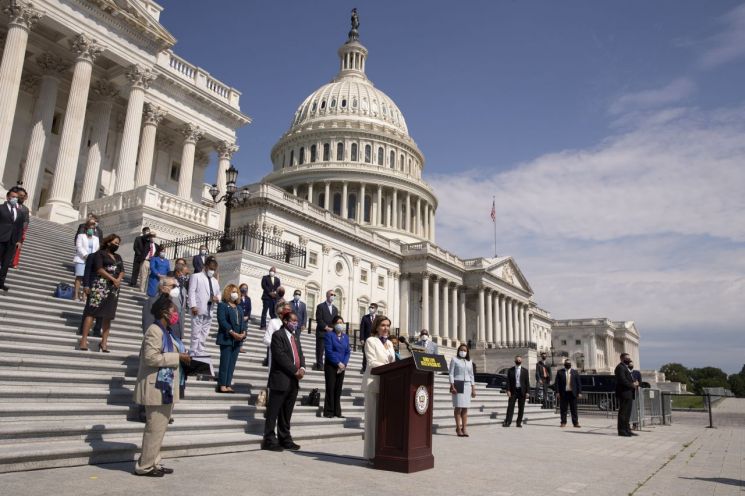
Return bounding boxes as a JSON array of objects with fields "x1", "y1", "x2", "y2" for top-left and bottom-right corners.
[{"x1": 552, "y1": 319, "x2": 641, "y2": 372}]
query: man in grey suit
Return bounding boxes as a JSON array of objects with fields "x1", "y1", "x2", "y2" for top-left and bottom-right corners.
[
  {"x1": 290, "y1": 289, "x2": 307, "y2": 338},
  {"x1": 415, "y1": 329, "x2": 438, "y2": 355},
  {"x1": 314, "y1": 290, "x2": 338, "y2": 370}
]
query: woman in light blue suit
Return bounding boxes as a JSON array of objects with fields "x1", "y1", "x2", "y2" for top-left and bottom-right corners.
[
  {"x1": 216, "y1": 284, "x2": 247, "y2": 393},
  {"x1": 449, "y1": 344, "x2": 476, "y2": 437}
]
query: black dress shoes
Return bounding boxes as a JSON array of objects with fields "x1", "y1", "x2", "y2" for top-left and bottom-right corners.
[
  {"x1": 282, "y1": 442, "x2": 301, "y2": 451},
  {"x1": 135, "y1": 468, "x2": 165, "y2": 477},
  {"x1": 629, "y1": 432, "x2": 639, "y2": 436},
  {"x1": 618, "y1": 432, "x2": 632, "y2": 437},
  {"x1": 261, "y1": 442, "x2": 284, "y2": 452},
  {"x1": 323, "y1": 413, "x2": 334, "y2": 418},
  {"x1": 158, "y1": 466, "x2": 174, "y2": 474}
]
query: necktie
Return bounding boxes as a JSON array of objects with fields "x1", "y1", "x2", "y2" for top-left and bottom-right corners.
[
  {"x1": 10, "y1": 204, "x2": 16, "y2": 222},
  {"x1": 289, "y1": 333, "x2": 300, "y2": 368},
  {"x1": 567, "y1": 371, "x2": 572, "y2": 391}
]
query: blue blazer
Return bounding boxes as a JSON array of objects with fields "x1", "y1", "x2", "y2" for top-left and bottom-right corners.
[
  {"x1": 324, "y1": 331, "x2": 350, "y2": 367},
  {"x1": 216, "y1": 302, "x2": 247, "y2": 347},
  {"x1": 239, "y1": 295, "x2": 252, "y2": 320},
  {"x1": 290, "y1": 299, "x2": 307, "y2": 329}
]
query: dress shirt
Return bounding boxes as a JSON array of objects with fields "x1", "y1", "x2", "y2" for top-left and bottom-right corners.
[
  {"x1": 565, "y1": 369, "x2": 572, "y2": 391},
  {"x1": 515, "y1": 366, "x2": 522, "y2": 387}
]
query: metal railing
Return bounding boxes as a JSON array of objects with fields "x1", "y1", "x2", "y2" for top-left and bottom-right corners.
[{"x1": 160, "y1": 225, "x2": 307, "y2": 269}]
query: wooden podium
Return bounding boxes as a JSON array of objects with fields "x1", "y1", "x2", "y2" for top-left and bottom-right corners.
[{"x1": 371, "y1": 354, "x2": 445, "y2": 473}]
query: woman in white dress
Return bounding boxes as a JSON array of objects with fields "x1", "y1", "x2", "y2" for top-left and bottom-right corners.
[
  {"x1": 361, "y1": 315, "x2": 396, "y2": 460},
  {"x1": 449, "y1": 343, "x2": 476, "y2": 437}
]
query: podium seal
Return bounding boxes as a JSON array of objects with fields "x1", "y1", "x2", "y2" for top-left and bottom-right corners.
[{"x1": 414, "y1": 385, "x2": 429, "y2": 415}]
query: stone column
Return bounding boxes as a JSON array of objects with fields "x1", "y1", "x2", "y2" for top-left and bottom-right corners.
[
  {"x1": 431, "y1": 277, "x2": 440, "y2": 338},
  {"x1": 358, "y1": 183, "x2": 365, "y2": 222},
  {"x1": 522, "y1": 305, "x2": 529, "y2": 345},
  {"x1": 376, "y1": 185, "x2": 382, "y2": 226},
  {"x1": 0, "y1": 2, "x2": 43, "y2": 186},
  {"x1": 392, "y1": 189, "x2": 398, "y2": 228},
  {"x1": 485, "y1": 289, "x2": 493, "y2": 344},
  {"x1": 215, "y1": 140, "x2": 238, "y2": 221},
  {"x1": 430, "y1": 205, "x2": 436, "y2": 241},
  {"x1": 506, "y1": 298, "x2": 513, "y2": 345},
  {"x1": 492, "y1": 292, "x2": 500, "y2": 346},
  {"x1": 422, "y1": 201, "x2": 428, "y2": 238},
  {"x1": 79, "y1": 80, "x2": 118, "y2": 204},
  {"x1": 324, "y1": 181, "x2": 330, "y2": 209},
  {"x1": 421, "y1": 272, "x2": 430, "y2": 332},
  {"x1": 498, "y1": 294, "x2": 506, "y2": 346},
  {"x1": 292, "y1": 185, "x2": 297, "y2": 196},
  {"x1": 442, "y1": 281, "x2": 450, "y2": 342},
  {"x1": 38, "y1": 34, "x2": 101, "y2": 223},
  {"x1": 307, "y1": 182, "x2": 314, "y2": 203},
  {"x1": 477, "y1": 286, "x2": 486, "y2": 344},
  {"x1": 341, "y1": 181, "x2": 348, "y2": 218},
  {"x1": 114, "y1": 65, "x2": 156, "y2": 193},
  {"x1": 176, "y1": 123, "x2": 203, "y2": 199},
  {"x1": 415, "y1": 196, "x2": 421, "y2": 236},
  {"x1": 134, "y1": 103, "x2": 166, "y2": 188},
  {"x1": 405, "y1": 192, "x2": 411, "y2": 232},
  {"x1": 21, "y1": 53, "x2": 66, "y2": 209},
  {"x1": 458, "y1": 287, "x2": 467, "y2": 343},
  {"x1": 401, "y1": 274, "x2": 410, "y2": 337}
]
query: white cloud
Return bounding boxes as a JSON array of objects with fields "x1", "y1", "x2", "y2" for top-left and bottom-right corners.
[
  {"x1": 699, "y1": 3, "x2": 745, "y2": 68},
  {"x1": 428, "y1": 103, "x2": 745, "y2": 371},
  {"x1": 609, "y1": 78, "x2": 696, "y2": 115}
]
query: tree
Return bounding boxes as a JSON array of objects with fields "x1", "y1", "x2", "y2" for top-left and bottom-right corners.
[
  {"x1": 690, "y1": 367, "x2": 729, "y2": 395},
  {"x1": 660, "y1": 363, "x2": 692, "y2": 390},
  {"x1": 728, "y1": 364, "x2": 745, "y2": 398}
]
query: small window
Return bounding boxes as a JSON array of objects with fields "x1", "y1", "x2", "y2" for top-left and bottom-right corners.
[
  {"x1": 289, "y1": 150, "x2": 294, "y2": 166},
  {"x1": 377, "y1": 275, "x2": 385, "y2": 288},
  {"x1": 360, "y1": 269, "x2": 368, "y2": 283},
  {"x1": 336, "y1": 143, "x2": 344, "y2": 161},
  {"x1": 377, "y1": 147, "x2": 384, "y2": 166},
  {"x1": 51, "y1": 113, "x2": 62, "y2": 135},
  {"x1": 335, "y1": 261, "x2": 344, "y2": 275},
  {"x1": 352, "y1": 98, "x2": 358, "y2": 108},
  {"x1": 170, "y1": 162, "x2": 180, "y2": 181},
  {"x1": 323, "y1": 143, "x2": 330, "y2": 161},
  {"x1": 364, "y1": 195, "x2": 371, "y2": 222},
  {"x1": 332, "y1": 193, "x2": 342, "y2": 215},
  {"x1": 341, "y1": 99, "x2": 347, "y2": 108},
  {"x1": 389, "y1": 150, "x2": 395, "y2": 168},
  {"x1": 348, "y1": 194, "x2": 357, "y2": 219},
  {"x1": 308, "y1": 251, "x2": 318, "y2": 267},
  {"x1": 299, "y1": 147, "x2": 305, "y2": 165},
  {"x1": 331, "y1": 98, "x2": 336, "y2": 108},
  {"x1": 321, "y1": 100, "x2": 326, "y2": 109},
  {"x1": 364, "y1": 145, "x2": 371, "y2": 163},
  {"x1": 561, "y1": 340, "x2": 567, "y2": 346},
  {"x1": 310, "y1": 145, "x2": 317, "y2": 163},
  {"x1": 317, "y1": 192, "x2": 325, "y2": 208},
  {"x1": 351, "y1": 143, "x2": 358, "y2": 162},
  {"x1": 311, "y1": 102, "x2": 317, "y2": 112},
  {"x1": 575, "y1": 340, "x2": 582, "y2": 345},
  {"x1": 400, "y1": 154, "x2": 404, "y2": 171}
]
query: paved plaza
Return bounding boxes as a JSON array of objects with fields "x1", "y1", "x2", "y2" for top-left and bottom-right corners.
[{"x1": 2, "y1": 399, "x2": 743, "y2": 496}]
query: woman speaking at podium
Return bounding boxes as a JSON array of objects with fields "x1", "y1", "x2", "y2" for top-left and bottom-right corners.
[{"x1": 361, "y1": 315, "x2": 396, "y2": 460}]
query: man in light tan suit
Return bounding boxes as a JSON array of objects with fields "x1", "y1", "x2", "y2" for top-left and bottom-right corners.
[{"x1": 133, "y1": 296, "x2": 190, "y2": 477}]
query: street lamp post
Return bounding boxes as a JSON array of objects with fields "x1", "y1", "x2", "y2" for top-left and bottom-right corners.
[{"x1": 209, "y1": 164, "x2": 250, "y2": 253}]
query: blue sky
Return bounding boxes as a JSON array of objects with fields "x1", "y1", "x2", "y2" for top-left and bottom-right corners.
[{"x1": 158, "y1": 1, "x2": 745, "y2": 373}]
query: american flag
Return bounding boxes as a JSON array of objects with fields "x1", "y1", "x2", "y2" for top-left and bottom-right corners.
[{"x1": 490, "y1": 198, "x2": 496, "y2": 222}]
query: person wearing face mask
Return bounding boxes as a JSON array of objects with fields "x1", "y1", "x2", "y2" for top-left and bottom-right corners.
[
  {"x1": 216, "y1": 284, "x2": 247, "y2": 393},
  {"x1": 133, "y1": 296, "x2": 191, "y2": 476},
  {"x1": 130, "y1": 227, "x2": 152, "y2": 288},
  {"x1": 146, "y1": 246, "x2": 170, "y2": 297},
  {"x1": 415, "y1": 329, "x2": 438, "y2": 355},
  {"x1": 142, "y1": 277, "x2": 183, "y2": 339},
  {"x1": 237, "y1": 283, "x2": 252, "y2": 353},
  {"x1": 361, "y1": 315, "x2": 395, "y2": 460},
  {"x1": 188, "y1": 258, "x2": 221, "y2": 356},
  {"x1": 323, "y1": 316, "x2": 351, "y2": 418},
  {"x1": 314, "y1": 290, "x2": 339, "y2": 370},
  {"x1": 9, "y1": 185, "x2": 29, "y2": 269},
  {"x1": 358, "y1": 303, "x2": 377, "y2": 373},
  {"x1": 79, "y1": 234, "x2": 125, "y2": 352},
  {"x1": 73, "y1": 219, "x2": 100, "y2": 301},
  {"x1": 449, "y1": 344, "x2": 476, "y2": 436},
  {"x1": 0, "y1": 187, "x2": 24, "y2": 292},
  {"x1": 262, "y1": 311, "x2": 305, "y2": 452},
  {"x1": 290, "y1": 290, "x2": 307, "y2": 338},
  {"x1": 503, "y1": 355, "x2": 530, "y2": 428},
  {"x1": 535, "y1": 352, "x2": 552, "y2": 409},
  {"x1": 260, "y1": 266, "x2": 281, "y2": 330},
  {"x1": 74, "y1": 213, "x2": 103, "y2": 245},
  {"x1": 555, "y1": 359, "x2": 582, "y2": 428},
  {"x1": 192, "y1": 245, "x2": 209, "y2": 273},
  {"x1": 263, "y1": 302, "x2": 292, "y2": 368},
  {"x1": 615, "y1": 353, "x2": 638, "y2": 437}
]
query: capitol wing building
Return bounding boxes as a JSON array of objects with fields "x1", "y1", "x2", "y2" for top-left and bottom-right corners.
[{"x1": 1, "y1": 1, "x2": 640, "y2": 375}]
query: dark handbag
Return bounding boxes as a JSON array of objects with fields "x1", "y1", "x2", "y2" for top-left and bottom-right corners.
[
  {"x1": 453, "y1": 380, "x2": 465, "y2": 394},
  {"x1": 54, "y1": 282, "x2": 74, "y2": 300},
  {"x1": 302, "y1": 388, "x2": 320, "y2": 406}
]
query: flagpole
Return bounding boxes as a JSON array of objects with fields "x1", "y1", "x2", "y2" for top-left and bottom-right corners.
[{"x1": 493, "y1": 195, "x2": 497, "y2": 258}]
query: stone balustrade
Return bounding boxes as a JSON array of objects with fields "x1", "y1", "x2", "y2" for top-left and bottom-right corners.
[{"x1": 158, "y1": 51, "x2": 241, "y2": 108}]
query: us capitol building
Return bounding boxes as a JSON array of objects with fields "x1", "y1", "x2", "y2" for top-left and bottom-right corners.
[{"x1": 0, "y1": 1, "x2": 640, "y2": 375}]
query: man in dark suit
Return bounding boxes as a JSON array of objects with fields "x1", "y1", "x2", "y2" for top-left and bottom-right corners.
[
  {"x1": 192, "y1": 245, "x2": 208, "y2": 274},
  {"x1": 290, "y1": 289, "x2": 307, "y2": 339},
  {"x1": 358, "y1": 302, "x2": 377, "y2": 373},
  {"x1": 615, "y1": 353, "x2": 638, "y2": 437},
  {"x1": 130, "y1": 227, "x2": 151, "y2": 287},
  {"x1": 314, "y1": 290, "x2": 338, "y2": 370},
  {"x1": 0, "y1": 187, "x2": 24, "y2": 292},
  {"x1": 535, "y1": 352, "x2": 552, "y2": 408},
  {"x1": 555, "y1": 359, "x2": 582, "y2": 428},
  {"x1": 503, "y1": 355, "x2": 530, "y2": 428},
  {"x1": 262, "y1": 311, "x2": 305, "y2": 451},
  {"x1": 260, "y1": 266, "x2": 281, "y2": 330}
]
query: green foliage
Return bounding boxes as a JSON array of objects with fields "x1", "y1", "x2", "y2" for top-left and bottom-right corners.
[
  {"x1": 671, "y1": 395, "x2": 705, "y2": 409},
  {"x1": 728, "y1": 367, "x2": 745, "y2": 398},
  {"x1": 660, "y1": 363, "x2": 692, "y2": 390},
  {"x1": 690, "y1": 367, "x2": 729, "y2": 395}
]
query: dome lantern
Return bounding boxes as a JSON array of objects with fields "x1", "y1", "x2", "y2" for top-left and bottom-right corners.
[{"x1": 337, "y1": 8, "x2": 368, "y2": 81}]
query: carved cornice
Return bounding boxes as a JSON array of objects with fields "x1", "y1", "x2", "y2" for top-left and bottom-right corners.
[
  {"x1": 181, "y1": 123, "x2": 203, "y2": 144},
  {"x1": 90, "y1": 79, "x2": 118, "y2": 101},
  {"x1": 298, "y1": 235, "x2": 309, "y2": 247},
  {"x1": 216, "y1": 140, "x2": 239, "y2": 160},
  {"x1": 70, "y1": 34, "x2": 103, "y2": 63},
  {"x1": 322, "y1": 244, "x2": 332, "y2": 255},
  {"x1": 36, "y1": 53, "x2": 68, "y2": 77},
  {"x1": 392, "y1": 270, "x2": 400, "y2": 279},
  {"x1": 125, "y1": 64, "x2": 156, "y2": 90},
  {"x1": 142, "y1": 102, "x2": 166, "y2": 126},
  {"x1": 4, "y1": 2, "x2": 43, "y2": 30}
]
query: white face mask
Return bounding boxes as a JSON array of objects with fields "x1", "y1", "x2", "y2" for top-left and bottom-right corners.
[
  {"x1": 207, "y1": 269, "x2": 215, "y2": 278},
  {"x1": 421, "y1": 335, "x2": 429, "y2": 341},
  {"x1": 334, "y1": 323, "x2": 345, "y2": 334},
  {"x1": 329, "y1": 296, "x2": 335, "y2": 303},
  {"x1": 230, "y1": 292, "x2": 239, "y2": 301},
  {"x1": 269, "y1": 271, "x2": 275, "y2": 277},
  {"x1": 458, "y1": 351, "x2": 467, "y2": 358},
  {"x1": 293, "y1": 295, "x2": 300, "y2": 302},
  {"x1": 369, "y1": 307, "x2": 376, "y2": 315},
  {"x1": 169, "y1": 287, "x2": 181, "y2": 299}
]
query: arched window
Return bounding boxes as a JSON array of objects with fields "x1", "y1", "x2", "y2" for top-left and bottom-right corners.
[
  {"x1": 289, "y1": 150, "x2": 294, "y2": 166},
  {"x1": 336, "y1": 142, "x2": 344, "y2": 161},
  {"x1": 321, "y1": 100, "x2": 326, "y2": 109},
  {"x1": 299, "y1": 147, "x2": 305, "y2": 165},
  {"x1": 352, "y1": 98, "x2": 358, "y2": 108},
  {"x1": 408, "y1": 158, "x2": 412, "y2": 173},
  {"x1": 311, "y1": 102, "x2": 317, "y2": 112},
  {"x1": 332, "y1": 193, "x2": 342, "y2": 215},
  {"x1": 310, "y1": 145, "x2": 317, "y2": 163},
  {"x1": 364, "y1": 195, "x2": 371, "y2": 222},
  {"x1": 341, "y1": 99, "x2": 347, "y2": 108},
  {"x1": 377, "y1": 147, "x2": 384, "y2": 166},
  {"x1": 364, "y1": 145, "x2": 371, "y2": 163},
  {"x1": 330, "y1": 98, "x2": 336, "y2": 108},
  {"x1": 351, "y1": 143, "x2": 358, "y2": 161},
  {"x1": 317, "y1": 192, "x2": 325, "y2": 208},
  {"x1": 400, "y1": 154, "x2": 404, "y2": 171},
  {"x1": 348, "y1": 194, "x2": 357, "y2": 219},
  {"x1": 389, "y1": 150, "x2": 395, "y2": 168},
  {"x1": 323, "y1": 143, "x2": 330, "y2": 161}
]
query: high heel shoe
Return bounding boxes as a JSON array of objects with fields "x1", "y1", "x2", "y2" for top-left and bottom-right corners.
[
  {"x1": 456, "y1": 427, "x2": 464, "y2": 437},
  {"x1": 78, "y1": 341, "x2": 88, "y2": 351},
  {"x1": 99, "y1": 345, "x2": 110, "y2": 353}
]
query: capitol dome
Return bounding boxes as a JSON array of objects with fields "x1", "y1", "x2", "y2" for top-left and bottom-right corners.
[{"x1": 264, "y1": 15, "x2": 437, "y2": 244}]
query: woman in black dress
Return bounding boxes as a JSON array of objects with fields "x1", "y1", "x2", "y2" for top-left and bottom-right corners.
[{"x1": 79, "y1": 234, "x2": 125, "y2": 352}]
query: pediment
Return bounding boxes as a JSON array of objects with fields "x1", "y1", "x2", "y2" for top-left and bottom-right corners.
[
  {"x1": 487, "y1": 257, "x2": 532, "y2": 294},
  {"x1": 90, "y1": 0, "x2": 177, "y2": 48}
]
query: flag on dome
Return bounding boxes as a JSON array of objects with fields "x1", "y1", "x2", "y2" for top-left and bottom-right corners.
[{"x1": 490, "y1": 198, "x2": 496, "y2": 222}]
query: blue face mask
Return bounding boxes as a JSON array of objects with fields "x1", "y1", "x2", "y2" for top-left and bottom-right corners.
[{"x1": 8, "y1": 198, "x2": 18, "y2": 206}]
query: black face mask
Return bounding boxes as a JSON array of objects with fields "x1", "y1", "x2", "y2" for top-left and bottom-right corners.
[
  {"x1": 623, "y1": 359, "x2": 632, "y2": 365},
  {"x1": 564, "y1": 363, "x2": 572, "y2": 369},
  {"x1": 515, "y1": 361, "x2": 521, "y2": 366},
  {"x1": 109, "y1": 244, "x2": 119, "y2": 253}
]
